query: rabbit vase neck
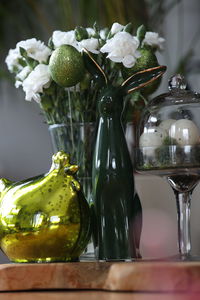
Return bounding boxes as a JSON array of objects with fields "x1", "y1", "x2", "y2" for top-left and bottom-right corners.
[{"x1": 98, "y1": 86, "x2": 124, "y2": 118}]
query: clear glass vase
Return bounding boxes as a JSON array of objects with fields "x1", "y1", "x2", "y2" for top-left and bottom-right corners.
[
  {"x1": 48, "y1": 122, "x2": 96, "y2": 259},
  {"x1": 49, "y1": 123, "x2": 96, "y2": 200}
]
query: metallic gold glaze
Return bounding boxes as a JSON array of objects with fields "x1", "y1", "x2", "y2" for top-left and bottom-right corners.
[{"x1": 0, "y1": 152, "x2": 91, "y2": 262}]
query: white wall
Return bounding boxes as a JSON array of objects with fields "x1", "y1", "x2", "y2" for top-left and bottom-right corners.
[
  {"x1": 136, "y1": 176, "x2": 200, "y2": 259},
  {"x1": 0, "y1": 81, "x2": 52, "y2": 181}
]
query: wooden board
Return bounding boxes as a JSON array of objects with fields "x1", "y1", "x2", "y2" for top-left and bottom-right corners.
[{"x1": 1, "y1": 261, "x2": 200, "y2": 292}]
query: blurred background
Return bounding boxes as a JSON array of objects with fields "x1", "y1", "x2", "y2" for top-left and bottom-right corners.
[{"x1": 0, "y1": 0, "x2": 200, "y2": 262}]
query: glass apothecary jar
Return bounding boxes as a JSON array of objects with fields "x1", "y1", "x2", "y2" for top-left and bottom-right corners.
[{"x1": 135, "y1": 74, "x2": 200, "y2": 260}]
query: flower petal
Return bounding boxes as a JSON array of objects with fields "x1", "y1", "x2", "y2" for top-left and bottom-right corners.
[
  {"x1": 122, "y1": 55, "x2": 136, "y2": 68},
  {"x1": 110, "y1": 22, "x2": 124, "y2": 35},
  {"x1": 22, "y1": 64, "x2": 51, "y2": 102}
]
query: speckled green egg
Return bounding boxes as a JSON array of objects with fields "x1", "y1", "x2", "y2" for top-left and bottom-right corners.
[{"x1": 49, "y1": 45, "x2": 85, "y2": 87}]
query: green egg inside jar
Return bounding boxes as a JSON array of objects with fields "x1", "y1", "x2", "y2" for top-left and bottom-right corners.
[{"x1": 0, "y1": 151, "x2": 91, "y2": 263}]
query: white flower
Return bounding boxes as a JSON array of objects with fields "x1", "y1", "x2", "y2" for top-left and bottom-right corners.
[
  {"x1": 100, "y1": 29, "x2": 107, "y2": 40},
  {"x1": 5, "y1": 48, "x2": 22, "y2": 73},
  {"x1": 78, "y1": 38, "x2": 99, "y2": 54},
  {"x1": 122, "y1": 55, "x2": 137, "y2": 68},
  {"x1": 100, "y1": 31, "x2": 141, "y2": 68},
  {"x1": 143, "y1": 32, "x2": 165, "y2": 50},
  {"x1": 17, "y1": 38, "x2": 51, "y2": 63},
  {"x1": 110, "y1": 22, "x2": 124, "y2": 35},
  {"x1": 86, "y1": 27, "x2": 95, "y2": 37},
  {"x1": 52, "y1": 30, "x2": 78, "y2": 49},
  {"x1": 15, "y1": 66, "x2": 31, "y2": 88},
  {"x1": 15, "y1": 81, "x2": 22, "y2": 89},
  {"x1": 22, "y1": 64, "x2": 51, "y2": 102}
]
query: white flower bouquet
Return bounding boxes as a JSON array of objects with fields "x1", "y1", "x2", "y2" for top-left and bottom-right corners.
[{"x1": 5, "y1": 22, "x2": 164, "y2": 124}]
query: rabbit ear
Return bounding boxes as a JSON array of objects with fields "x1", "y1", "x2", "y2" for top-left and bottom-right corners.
[
  {"x1": 82, "y1": 48, "x2": 108, "y2": 86},
  {"x1": 121, "y1": 65, "x2": 166, "y2": 94}
]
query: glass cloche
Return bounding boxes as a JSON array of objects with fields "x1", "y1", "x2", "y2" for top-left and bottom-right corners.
[{"x1": 135, "y1": 74, "x2": 200, "y2": 261}]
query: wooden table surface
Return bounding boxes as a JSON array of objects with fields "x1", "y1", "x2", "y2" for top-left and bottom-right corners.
[
  {"x1": 1, "y1": 261, "x2": 200, "y2": 299},
  {"x1": 0, "y1": 291, "x2": 199, "y2": 300},
  {"x1": 1, "y1": 262, "x2": 200, "y2": 293}
]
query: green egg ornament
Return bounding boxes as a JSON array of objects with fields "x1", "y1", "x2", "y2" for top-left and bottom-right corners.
[
  {"x1": 49, "y1": 45, "x2": 85, "y2": 87},
  {"x1": 122, "y1": 47, "x2": 161, "y2": 95}
]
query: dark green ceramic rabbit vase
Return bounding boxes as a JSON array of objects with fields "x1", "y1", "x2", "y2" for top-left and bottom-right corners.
[
  {"x1": 92, "y1": 86, "x2": 137, "y2": 260},
  {"x1": 83, "y1": 48, "x2": 166, "y2": 261}
]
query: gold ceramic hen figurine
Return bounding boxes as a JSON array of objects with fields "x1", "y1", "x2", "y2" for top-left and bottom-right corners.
[{"x1": 0, "y1": 151, "x2": 91, "y2": 262}]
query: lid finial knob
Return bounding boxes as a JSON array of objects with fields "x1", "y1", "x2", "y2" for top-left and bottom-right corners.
[{"x1": 168, "y1": 74, "x2": 187, "y2": 91}]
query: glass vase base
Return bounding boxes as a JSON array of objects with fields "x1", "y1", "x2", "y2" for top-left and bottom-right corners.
[
  {"x1": 80, "y1": 255, "x2": 96, "y2": 262},
  {"x1": 80, "y1": 242, "x2": 95, "y2": 261},
  {"x1": 97, "y1": 258, "x2": 134, "y2": 262}
]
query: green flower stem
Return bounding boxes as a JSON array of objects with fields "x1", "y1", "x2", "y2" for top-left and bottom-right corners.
[
  {"x1": 67, "y1": 89, "x2": 75, "y2": 153},
  {"x1": 139, "y1": 93, "x2": 148, "y2": 106}
]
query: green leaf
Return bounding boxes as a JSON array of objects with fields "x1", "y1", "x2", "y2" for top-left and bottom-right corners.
[
  {"x1": 137, "y1": 24, "x2": 146, "y2": 45},
  {"x1": 123, "y1": 22, "x2": 133, "y2": 34},
  {"x1": 75, "y1": 26, "x2": 88, "y2": 41},
  {"x1": 19, "y1": 46, "x2": 38, "y2": 69},
  {"x1": 18, "y1": 58, "x2": 27, "y2": 68},
  {"x1": 91, "y1": 22, "x2": 101, "y2": 38},
  {"x1": 26, "y1": 57, "x2": 38, "y2": 69},
  {"x1": 93, "y1": 22, "x2": 99, "y2": 33},
  {"x1": 19, "y1": 47, "x2": 27, "y2": 58},
  {"x1": 107, "y1": 31, "x2": 113, "y2": 39},
  {"x1": 48, "y1": 37, "x2": 54, "y2": 50}
]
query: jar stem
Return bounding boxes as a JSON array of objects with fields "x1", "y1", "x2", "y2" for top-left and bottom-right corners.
[{"x1": 174, "y1": 190, "x2": 192, "y2": 257}]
